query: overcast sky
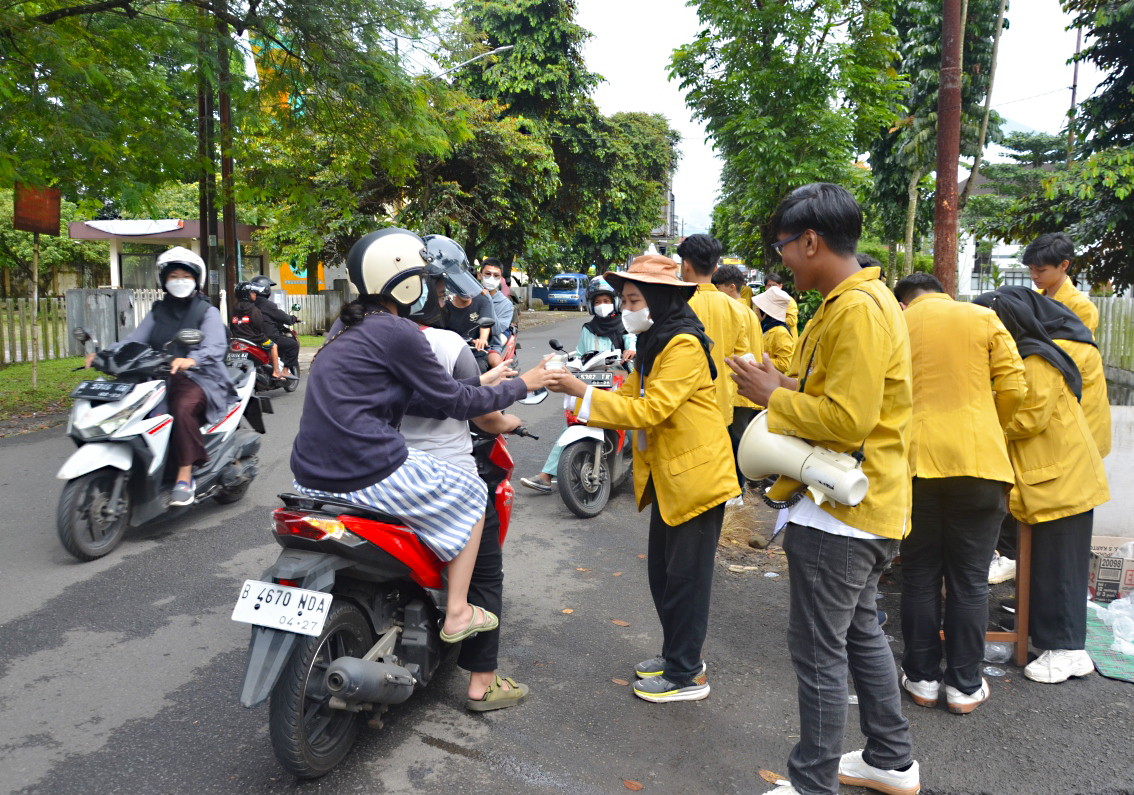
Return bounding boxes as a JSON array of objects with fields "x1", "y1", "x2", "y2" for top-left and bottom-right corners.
[{"x1": 574, "y1": 0, "x2": 1105, "y2": 236}]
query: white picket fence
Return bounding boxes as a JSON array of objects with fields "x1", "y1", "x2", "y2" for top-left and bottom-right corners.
[{"x1": 279, "y1": 293, "x2": 334, "y2": 336}]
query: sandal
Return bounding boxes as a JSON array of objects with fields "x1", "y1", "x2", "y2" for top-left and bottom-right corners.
[
  {"x1": 439, "y1": 604, "x2": 499, "y2": 644},
  {"x1": 466, "y1": 675, "x2": 529, "y2": 712}
]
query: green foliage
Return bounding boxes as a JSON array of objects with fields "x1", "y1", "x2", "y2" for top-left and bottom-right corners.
[
  {"x1": 0, "y1": 189, "x2": 109, "y2": 295},
  {"x1": 671, "y1": 1, "x2": 905, "y2": 267},
  {"x1": 1065, "y1": 0, "x2": 1134, "y2": 151},
  {"x1": 796, "y1": 289, "x2": 824, "y2": 333},
  {"x1": 961, "y1": 132, "x2": 1065, "y2": 231}
]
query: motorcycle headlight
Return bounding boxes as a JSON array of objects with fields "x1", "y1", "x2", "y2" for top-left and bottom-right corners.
[{"x1": 77, "y1": 404, "x2": 139, "y2": 439}]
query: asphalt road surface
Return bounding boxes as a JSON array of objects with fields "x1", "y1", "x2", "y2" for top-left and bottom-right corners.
[{"x1": 1, "y1": 313, "x2": 1131, "y2": 795}]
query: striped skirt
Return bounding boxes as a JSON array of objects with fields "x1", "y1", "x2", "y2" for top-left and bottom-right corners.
[{"x1": 293, "y1": 447, "x2": 488, "y2": 562}]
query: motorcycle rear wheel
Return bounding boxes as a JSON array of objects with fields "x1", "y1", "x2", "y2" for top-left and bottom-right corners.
[
  {"x1": 284, "y1": 362, "x2": 301, "y2": 393},
  {"x1": 557, "y1": 441, "x2": 611, "y2": 518},
  {"x1": 269, "y1": 601, "x2": 373, "y2": 778},
  {"x1": 57, "y1": 468, "x2": 131, "y2": 561}
]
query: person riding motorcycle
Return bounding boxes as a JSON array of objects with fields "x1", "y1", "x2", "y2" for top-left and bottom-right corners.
[
  {"x1": 430, "y1": 236, "x2": 502, "y2": 369},
  {"x1": 85, "y1": 246, "x2": 237, "y2": 506},
  {"x1": 288, "y1": 228, "x2": 554, "y2": 645},
  {"x1": 230, "y1": 281, "x2": 285, "y2": 380},
  {"x1": 249, "y1": 275, "x2": 300, "y2": 378},
  {"x1": 520, "y1": 277, "x2": 636, "y2": 494}
]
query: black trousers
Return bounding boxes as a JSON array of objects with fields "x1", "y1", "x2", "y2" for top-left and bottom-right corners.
[
  {"x1": 995, "y1": 512, "x2": 1017, "y2": 560},
  {"x1": 1030, "y1": 510, "x2": 1093, "y2": 651},
  {"x1": 275, "y1": 333, "x2": 300, "y2": 371},
  {"x1": 900, "y1": 477, "x2": 1006, "y2": 694},
  {"x1": 728, "y1": 406, "x2": 757, "y2": 491},
  {"x1": 648, "y1": 498, "x2": 725, "y2": 685},
  {"x1": 458, "y1": 479, "x2": 503, "y2": 673}
]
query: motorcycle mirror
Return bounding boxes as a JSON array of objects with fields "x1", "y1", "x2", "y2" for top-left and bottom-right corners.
[
  {"x1": 71, "y1": 326, "x2": 92, "y2": 345},
  {"x1": 291, "y1": 304, "x2": 301, "y2": 312},
  {"x1": 518, "y1": 388, "x2": 549, "y2": 405},
  {"x1": 549, "y1": 338, "x2": 565, "y2": 351},
  {"x1": 175, "y1": 329, "x2": 205, "y2": 348}
]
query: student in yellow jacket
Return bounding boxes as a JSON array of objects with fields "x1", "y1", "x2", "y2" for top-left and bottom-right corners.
[
  {"x1": 712, "y1": 264, "x2": 765, "y2": 498},
  {"x1": 893, "y1": 273, "x2": 1027, "y2": 715},
  {"x1": 1023, "y1": 232, "x2": 1098, "y2": 334},
  {"x1": 546, "y1": 254, "x2": 738, "y2": 705},
  {"x1": 765, "y1": 271, "x2": 799, "y2": 338},
  {"x1": 752, "y1": 285, "x2": 796, "y2": 374},
  {"x1": 974, "y1": 288, "x2": 1110, "y2": 686},
  {"x1": 728, "y1": 184, "x2": 919, "y2": 795}
]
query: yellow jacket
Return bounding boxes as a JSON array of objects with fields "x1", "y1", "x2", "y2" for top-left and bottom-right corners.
[
  {"x1": 766, "y1": 267, "x2": 912, "y2": 539},
  {"x1": 1005, "y1": 354, "x2": 1109, "y2": 525},
  {"x1": 741, "y1": 284, "x2": 754, "y2": 306},
  {"x1": 732, "y1": 303, "x2": 765, "y2": 410},
  {"x1": 689, "y1": 283, "x2": 751, "y2": 425},
  {"x1": 785, "y1": 294, "x2": 799, "y2": 338},
  {"x1": 585, "y1": 334, "x2": 740, "y2": 525},
  {"x1": 762, "y1": 324, "x2": 795, "y2": 375},
  {"x1": 1054, "y1": 338, "x2": 1111, "y2": 458},
  {"x1": 1052, "y1": 280, "x2": 1098, "y2": 335},
  {"x1": 904, "y1": 293, "x2": 1026, "y2": 484}
]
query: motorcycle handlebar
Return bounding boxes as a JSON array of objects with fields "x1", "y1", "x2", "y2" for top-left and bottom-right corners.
[{"x1": 513, "y1": 426, "x2": 539, "y2": 440}]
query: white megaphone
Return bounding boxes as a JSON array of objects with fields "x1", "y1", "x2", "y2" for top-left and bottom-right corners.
[{"x1": 737, "y1": 411, "x2": 869, "y2": 507}]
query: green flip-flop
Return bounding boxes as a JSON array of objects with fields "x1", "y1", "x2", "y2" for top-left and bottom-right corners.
[
  {"x1": 466, "y1": 675, "x2": 530, "y2": 712},
  {"x1": 440, "y1": 604, "x2": 499, "y2": 644}
]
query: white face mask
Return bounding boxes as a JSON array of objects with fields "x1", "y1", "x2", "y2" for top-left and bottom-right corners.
[
  {"x1": 594, "y1": 303, "x2": 614, "y2": 318},
  {"x1": 481, "y1": 276, "x2": 500, "y2": 291},
  {"x1": 166, "y1": 278, "x2": 196, "y2": 298},
  {"x1": 621, "y1": 307, "x2": 653, "y2": 334}
]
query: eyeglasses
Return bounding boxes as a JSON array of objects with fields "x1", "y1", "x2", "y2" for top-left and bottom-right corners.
[{"x1": 771, "y1": 230, "x2": 824, "y2": 254}]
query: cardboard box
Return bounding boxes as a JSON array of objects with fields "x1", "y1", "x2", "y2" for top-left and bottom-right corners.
[{"x1": 1088, "y1": 536, "x2": 1134, "y2": 603}]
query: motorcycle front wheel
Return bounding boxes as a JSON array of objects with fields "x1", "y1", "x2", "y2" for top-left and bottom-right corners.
[
  {"x1": 57, "y1": 468, "x2": 131, "y2": 561},
  {"x1": 557, "y1": 441, "x2": 611, "y2": 518},
  {"x1": 269, "y1": 601, "x2": 374, "y2": 778}
]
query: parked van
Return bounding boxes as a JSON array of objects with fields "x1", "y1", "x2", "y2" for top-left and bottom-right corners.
[{"x1": 547, "y1": 272, "x2": 589, "y2": 311}]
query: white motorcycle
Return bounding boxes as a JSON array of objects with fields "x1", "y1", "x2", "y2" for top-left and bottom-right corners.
[{"x1": 56, "y1": 327, "x2": 270, "y2": 561}]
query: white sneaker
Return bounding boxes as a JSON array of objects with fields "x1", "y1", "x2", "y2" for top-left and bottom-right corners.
[
  {"x1": 988, "y1": 552, "x2": 1016, "y2": 584},
  {"x1": 900, "y1": 674, "x2": 940, "y2": 708},
  {"x1": 1024, "y1": 649, "x2": 1094, "y2": 684},
  {"x1": 945, "y1": 677, "x2": 990, "y2": 714},
  {"x1": 838, "y1": 750, "x2": 921, "y2": 795},
  {"x1": 763, "y1": 782, "x2": 802, "y2": 795},
  {"x1": 726, "y1": 495, "x2": 744, "y2": 508}
]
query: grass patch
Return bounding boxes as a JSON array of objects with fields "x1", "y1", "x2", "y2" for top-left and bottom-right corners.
[
  {"x1": 0, "y1": 357, "x2": 88, "y2": 420},
  {"x1": 297, "y1": 334, "x2": 325, "y2": 348}
]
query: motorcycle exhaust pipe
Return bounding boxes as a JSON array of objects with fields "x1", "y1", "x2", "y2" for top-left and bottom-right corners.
[{"x1": 324, "y1": 658, "x2": 415, "y2": 706}]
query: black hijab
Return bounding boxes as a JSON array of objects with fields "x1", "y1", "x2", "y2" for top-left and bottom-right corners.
[
  {"x1": 633, "y1": 281, "x2": 716, "y2": 380},
  {"x1": 759, "y1": 311, "x2": 788, "y2": 334},
  {"x1": 972, "y1": 289, "x2": 1083, "y2": 400},
  {"x1": 582, "y1": 307, "x2": 627, "y2": 352},
  {"x1": 995, "y1": 286, "x2": 1096, "y2": 347}
]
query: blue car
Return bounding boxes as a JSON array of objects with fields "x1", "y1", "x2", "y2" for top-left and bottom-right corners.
[{"x1": 546, "y1": 273, "x2": 589, "y2": 311}]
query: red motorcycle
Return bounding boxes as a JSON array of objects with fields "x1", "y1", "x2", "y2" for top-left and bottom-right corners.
[
  {"x1": 233, "y1": 426, "x2": 534, "y2": 778},
  {"x1": 227, "y1": 325, "x2": 301, "y2": 393}
]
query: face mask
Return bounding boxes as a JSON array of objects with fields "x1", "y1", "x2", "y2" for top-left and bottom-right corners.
[
  {"x1": 481, "y1": 276, "x2": 500, "y2": 291},
  {"x1": 166, "y1": 278, "x2": 196, "y2": 298},
  {"x1": 594, "y1": 303, "x2": 614, "y2": 318},
  {"x1": 621, "y1": 307, "x2": 653, "y2": 334}
]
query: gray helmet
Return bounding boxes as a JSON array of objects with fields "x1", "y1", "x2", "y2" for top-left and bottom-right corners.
[{"x1": 421, "y1": 235, "x2": 481, "y2": 299}]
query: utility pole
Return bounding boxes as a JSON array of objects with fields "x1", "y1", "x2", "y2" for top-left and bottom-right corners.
[
  {"x1": 933, "y1": 0, "x2": 963, "y2": 297},
  {"x1": 1067, "y1": 26, "x2": 1083, "y2": 161},
  {"x1": 216, "y1": 1, "x2": 239, "y2": 314},
  {"x1": 196, "y1": 11, "x2": 213, "y2": 283}
]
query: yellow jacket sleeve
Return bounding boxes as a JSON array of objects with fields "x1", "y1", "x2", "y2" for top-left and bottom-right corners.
[
  {"x1": 1004, "y1": 355, "x2": 1060, "y2": 440},
  {"x1": 764, "y1": 326, "x2": 794, "y2": 375},
  {"x1": 587, "y1": 335, "x2": 707, "y2": 430},
  {"x1": 768, "y1": 302, "x2": 888, "y2": 448},
  {"x1": 988, "y1": 316, "x2": 1027, "y2": 429}
]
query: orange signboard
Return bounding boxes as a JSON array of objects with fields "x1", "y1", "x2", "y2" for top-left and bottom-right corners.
[{"x1": 279, "y1": 259, "x2": 324, "y2": 295}]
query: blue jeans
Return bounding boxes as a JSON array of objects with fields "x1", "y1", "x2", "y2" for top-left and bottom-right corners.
[{"x1": 783, "y1": 523, "x2": 912, "y2": 795}]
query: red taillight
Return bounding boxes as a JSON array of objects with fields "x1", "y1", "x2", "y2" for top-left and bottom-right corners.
[
  {"x1": 278, "y1": 578, "x2": 299, "y2": 587},
  {"x1": 272, "y1": 509, "x2": 349, "y2": 541}
]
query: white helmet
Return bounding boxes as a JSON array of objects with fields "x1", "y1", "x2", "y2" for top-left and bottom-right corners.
[
  {"x1": 346, "y1": 228, "x2": 427, "y2": 308},
  {"x1": 156, "y1": 246, "x2": 207, "y2": 291}
]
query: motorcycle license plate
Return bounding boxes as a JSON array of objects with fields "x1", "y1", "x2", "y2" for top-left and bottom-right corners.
[
  {"x1": 225, "y1": 351, "x2": 250, "y2": 364},
  {"x1": 577, "y1": 372, "x2": 613, "y2": 388},
  {"x1": 231, "y1": 580, "x2": 333, "y2": 637},
  {"x1": 70, "y1": 380, "x2": 134, "y2": 402}
]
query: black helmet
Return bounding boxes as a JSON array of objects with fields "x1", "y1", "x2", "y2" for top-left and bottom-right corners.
[
  {"x1": 346, "y1": 228, "x2": 428, "y2": 309},
  {"x1": 235, "y1": 281, "x2": 263, "y2": 302},
  {"x1": 421, "y1": 234, "x2": 481, "y2": 299},
  {"x1": 250, "y1": 274, "x2": 276, "y2": 299}
]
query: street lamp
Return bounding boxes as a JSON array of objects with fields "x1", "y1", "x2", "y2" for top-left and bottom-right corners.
[{"x1": 434, "y1": 45, "x2": 514, "y2": 78}]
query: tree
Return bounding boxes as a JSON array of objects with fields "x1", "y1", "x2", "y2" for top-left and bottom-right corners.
[
  {"x1": 1066, "y1": 0, "x2": 1133, "y2": 152},
  {"x1": 671, "y1": 1, "x2": 905, "y2": 268}
]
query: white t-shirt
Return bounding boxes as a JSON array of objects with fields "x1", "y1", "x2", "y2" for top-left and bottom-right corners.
[
  {"x1": 400, "y1": 327, "x2": 478, "y2": 473},
  {"x1": 779, "y1": 496, "x2": 887, "y2": 540}
]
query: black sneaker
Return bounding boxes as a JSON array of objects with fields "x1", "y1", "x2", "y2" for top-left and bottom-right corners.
[
  {"x1": 633, "y1": 671, "x2": 710, "y2": 703},
  {"x1": 1001, "y1": 598, "x2": 1017, "y2": 614},
  {"x1": 634, "y1": 656, "x2": 707, "y2": 679}
]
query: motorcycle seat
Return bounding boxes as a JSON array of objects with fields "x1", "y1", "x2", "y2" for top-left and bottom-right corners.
[{"x1": 277, "y1": 492, "x2": 404, "y2": 526}]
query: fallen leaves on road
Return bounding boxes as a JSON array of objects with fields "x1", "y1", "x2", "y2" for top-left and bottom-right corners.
[
  {"x1": 758, "y1": 770, "x2": 784, "y2": 784},
  {"x1": 562, "y1": 608, "x2": 574, "y2": 614},
  {"x1": 611, "y1": 678, "x2": 629, "y2": 686},
  {"x1": 611, "y1": 619, "x2": 630, "y2": 627},
  {"x1": 577, "y1": 567, "x2": 592, "y2": 572},
  {"x1": 623, "y1": 780, "x2": 644, "y2": 791},
  {"x1": 637, "y1": 554, "x2": 646, "y2": 559},
  {"x1": 613, "y1": 571, "x2": 623, "y2": 576}
]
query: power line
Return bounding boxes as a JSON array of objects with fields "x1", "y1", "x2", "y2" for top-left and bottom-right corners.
[{"x1": 995, "y1": 86, "x2": 1071, "y2": 107}]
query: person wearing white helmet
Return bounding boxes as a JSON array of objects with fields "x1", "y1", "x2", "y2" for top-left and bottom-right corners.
[
  {"x1": 85, "y1": 246, "x2": 236, "y2": 506},
  {"x1": 289, "y1": 228, "x2": 556, "y2": 645}
]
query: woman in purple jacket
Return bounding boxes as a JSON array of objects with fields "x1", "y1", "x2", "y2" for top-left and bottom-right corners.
[{"x1": 290, "y1": 229, "x2": 552, "y2": 643}]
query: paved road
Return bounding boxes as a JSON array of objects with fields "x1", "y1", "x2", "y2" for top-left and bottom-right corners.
[{"x1": 1, "y1": 314, "x2": 1131, "y2": 795}]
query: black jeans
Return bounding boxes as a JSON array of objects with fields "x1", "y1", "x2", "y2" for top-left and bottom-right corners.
[
  {"x1": 784, "y1": 523, "x2": 911, "y2": 795},
  {"x1": 275, "y1": 333, "x2": 300, "y2": 372},
  {"x1": 995, "y1": 512, "x2": 1017, "y2": 560},
  {"x1": 647, "y1": 500, "x2": 725, "y2": 685},
  {"x1": 900, "y1": 477, "x2": 1006, "y2": 694},
  {"x1": 728, "y1": 406, "x2": 757, "y2": 491},
  {"x1": 1030, "y1": 510, "x2": 1093, "y2": 651},
  {"x1": 458, "y1": 481, "x2": 503, "y2": 673}
]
